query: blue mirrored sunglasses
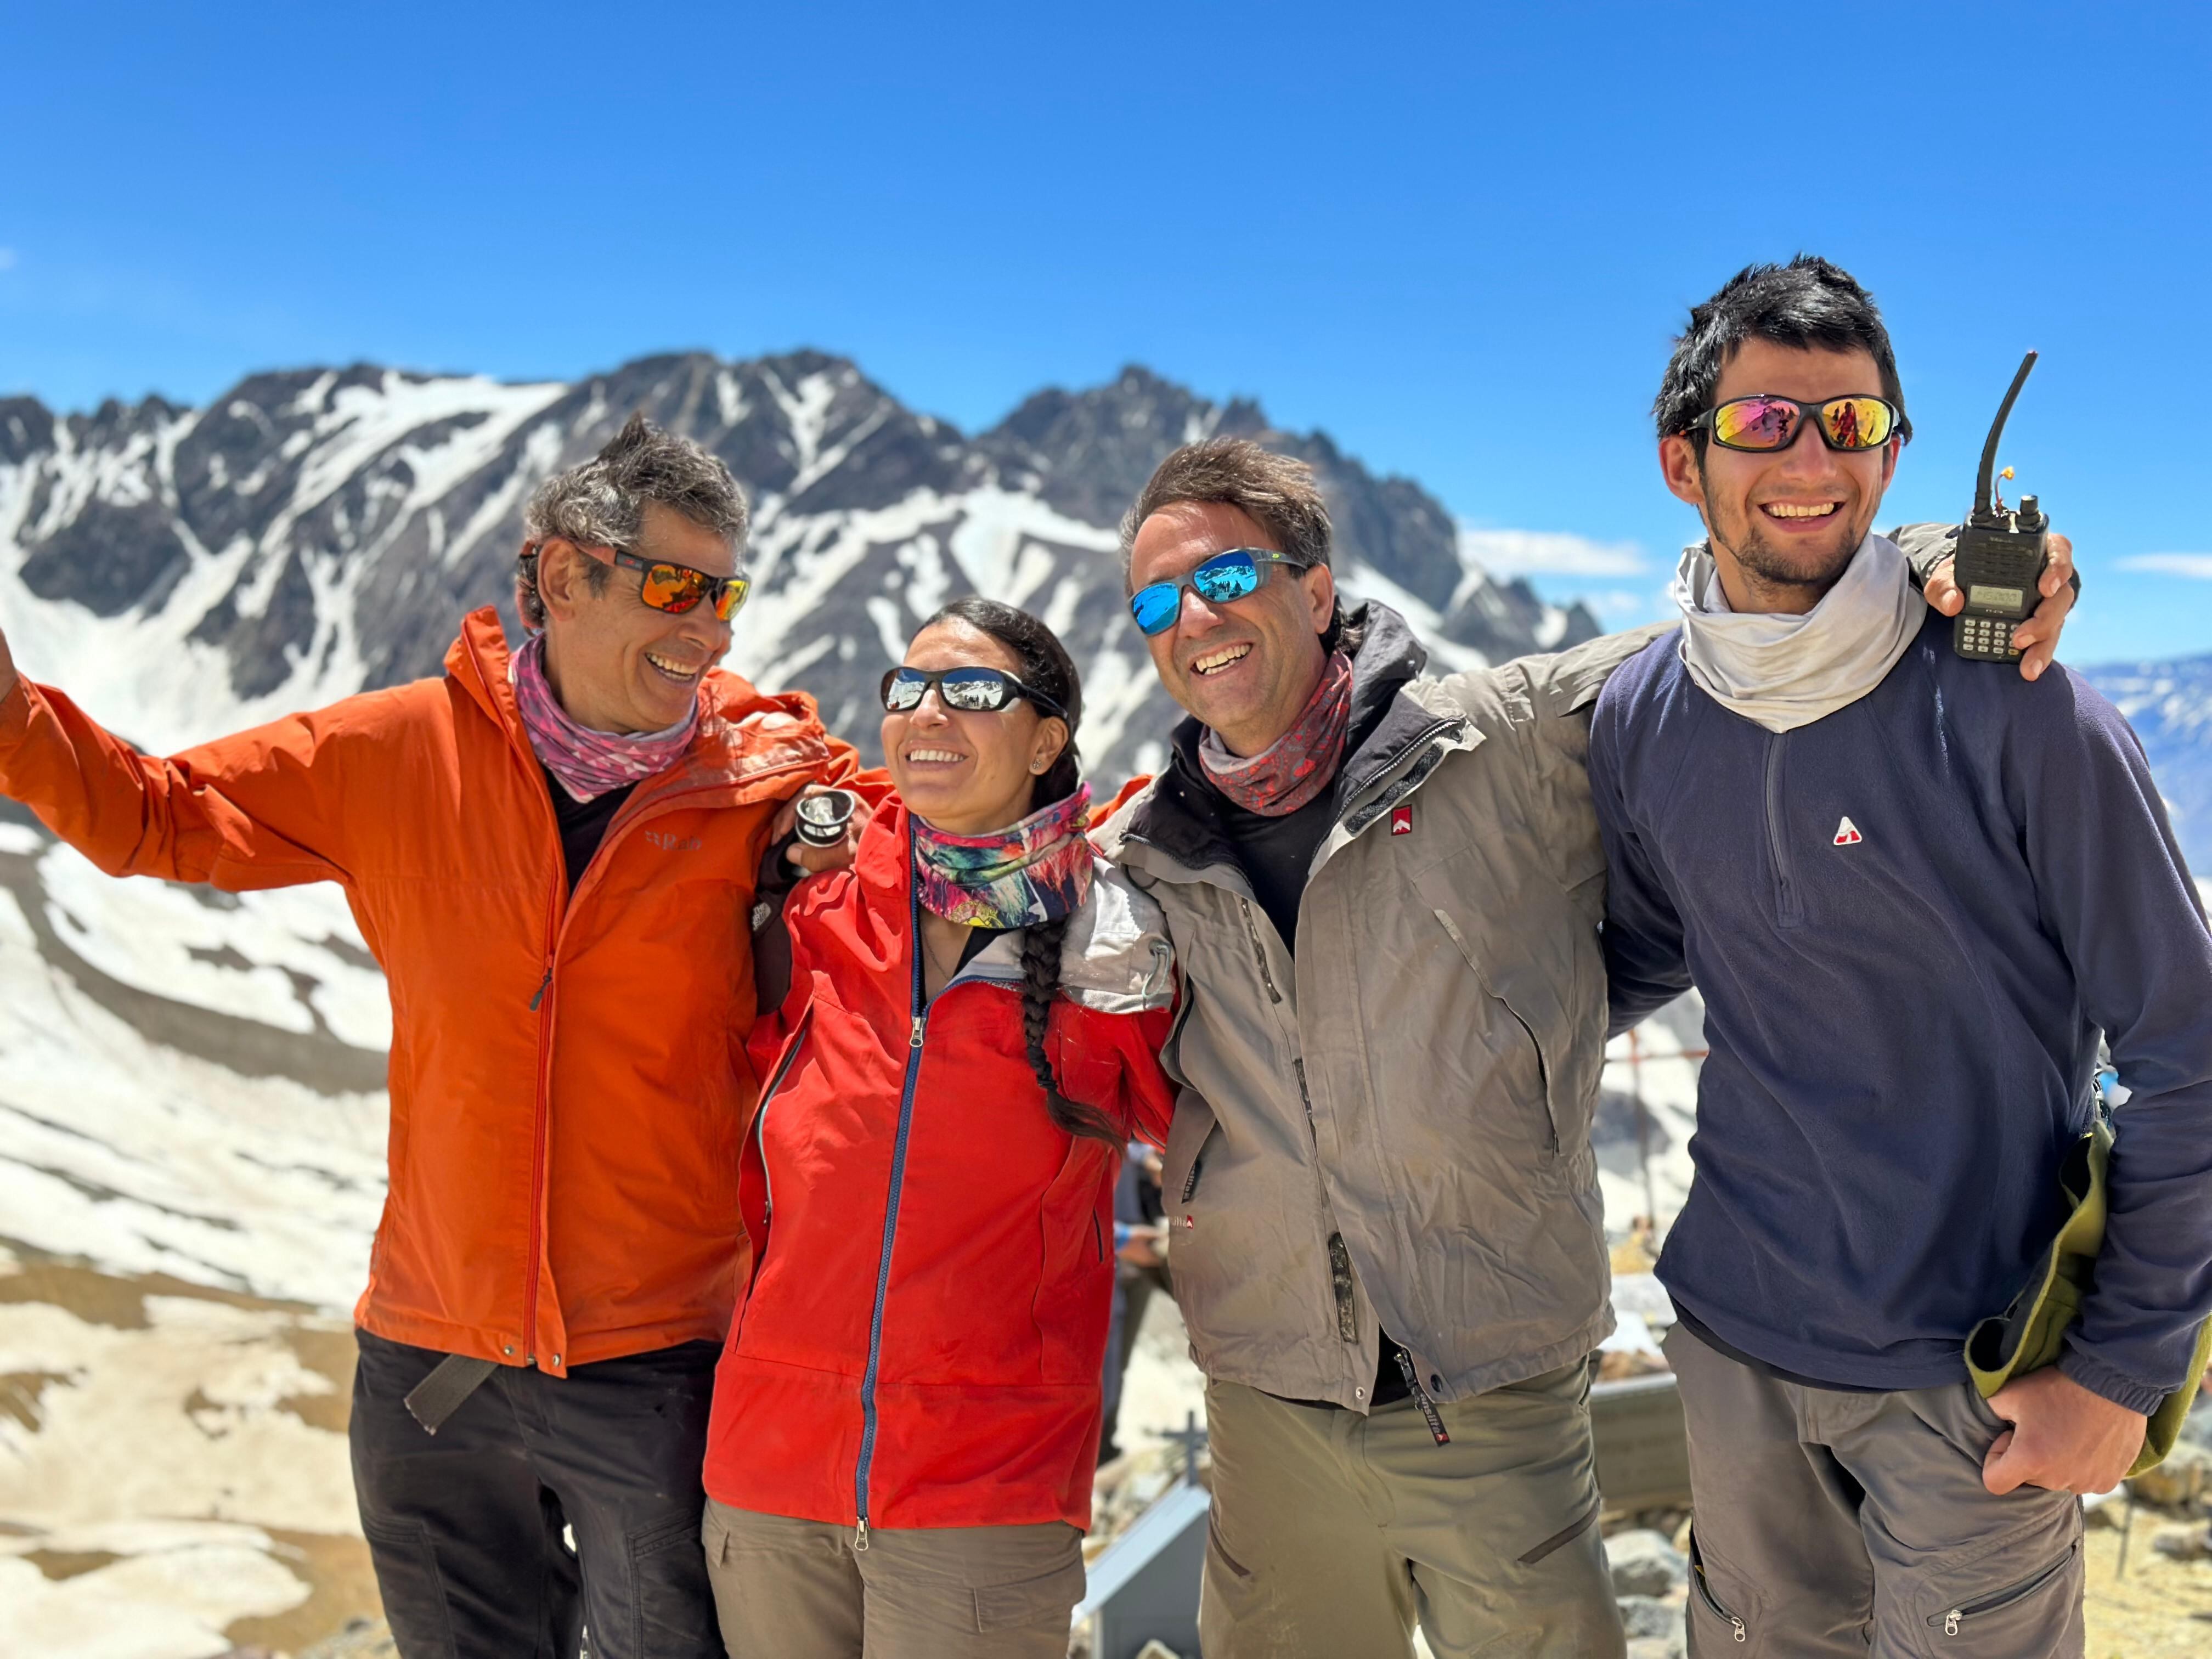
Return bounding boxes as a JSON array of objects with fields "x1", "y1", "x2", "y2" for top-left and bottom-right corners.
[{"x1": 1128, "y1": 548, "x2": 1312, "y2": 637}]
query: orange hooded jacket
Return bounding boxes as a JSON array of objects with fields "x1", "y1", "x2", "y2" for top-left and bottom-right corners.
[{"x1": 0, "y1": 608, "x2": 882, "y2": 1375}]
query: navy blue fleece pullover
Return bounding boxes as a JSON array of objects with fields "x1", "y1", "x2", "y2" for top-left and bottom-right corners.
[{"x1": 1593, "y1": 610, "x2": 2212, "y2": 1413}]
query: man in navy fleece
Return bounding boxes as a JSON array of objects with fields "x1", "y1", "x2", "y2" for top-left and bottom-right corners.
[{"x1": 1593, "y1": 256, "x2": 2212, "y2": 1656}]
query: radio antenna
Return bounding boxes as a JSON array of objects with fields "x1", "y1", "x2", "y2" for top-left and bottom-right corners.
[{"x1": 1974, "y1": 350, "x2": 2039, "y2": 518}]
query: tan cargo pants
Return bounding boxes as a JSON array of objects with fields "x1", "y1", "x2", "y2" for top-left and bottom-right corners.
[
  {"x1": 1667, "y1": 1321, "x2": 2084, "y2": 1657},
  {"x1": 1199, "y1": 1358, "x2": 1624, "y2": 1659},
  {"x1": 699, "y1": 1499, "x2": 1086, "y2": 1658}
]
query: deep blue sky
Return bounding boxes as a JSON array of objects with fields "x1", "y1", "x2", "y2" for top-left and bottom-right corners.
[{"x1": 4, "y1": 2, "x2": 2208, "y2": 662}]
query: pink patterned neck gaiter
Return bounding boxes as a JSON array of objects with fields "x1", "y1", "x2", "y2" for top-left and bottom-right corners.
[
  {"x1": 1197, "y1": 651, "x2": 1354, "y2": 816},
  {"x1": 510, "y1": 632, "x2": 701, "y2": 802}
]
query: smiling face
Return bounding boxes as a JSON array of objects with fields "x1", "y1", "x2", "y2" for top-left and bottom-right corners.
[
  {"x1": 883, "y1": 620, "x2": 1070, "y2": 836},
  {"x1": 1660, "y1": 338, "x2": 1901, "y2": 614},
  {"x1": 1126, "y1": 501, "x2": 1336, "y2": 757},
  {"x1": 536, "y1": 500, "x2": 737, "y2": 732}
]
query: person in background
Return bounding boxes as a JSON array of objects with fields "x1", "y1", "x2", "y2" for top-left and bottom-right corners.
[
  {"x1": 699, "y1": 597, "x2": 1178, "y2": 1659},
  {"x1": 1101, "y1": 1141, "x2": 1172, "y2": 1465},
  {"x1": 0, "y1": 414, "x2": 878, "y2": 1658},
  {"x1": 1594, "y1": 255, "x2": 2211, "y2": 1656}
]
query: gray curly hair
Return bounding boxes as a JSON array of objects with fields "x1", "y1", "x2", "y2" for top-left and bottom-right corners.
[{"x1": 516, "y1": 413, "x2": 751, "y2": 628}]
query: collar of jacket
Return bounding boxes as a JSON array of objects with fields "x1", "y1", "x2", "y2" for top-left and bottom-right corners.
[
  {"x1": 444, "y1": 607, "x2": 834, "y2": 806},
  {"x1": 1109, "y1": 601, "x2": 1476, "y2": 879},
  {"x1": 847, "y1": 795, "x2": 1175, "y2": 1014}
]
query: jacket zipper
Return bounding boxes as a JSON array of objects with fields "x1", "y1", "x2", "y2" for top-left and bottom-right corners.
[
  {"x1": 1689, "y1": 1530, "x2": 1748, "y2": 1644},
  {"x1": 1238, "y1": 897, "x2": 1283, "y2": 1004},
  {"x1": 1930, "y1": 1544, "x2": 2074, "y2": 1636},
  {"x1": 854, "y1": 870, "x2": 930, "y2": 1551},
  {"x1": 1392, "y1": 1347, "x2": 1451, "y2": 1444},
  {"x1": 1763, "y1": 734, "x2": 1802, "y2": 926}
]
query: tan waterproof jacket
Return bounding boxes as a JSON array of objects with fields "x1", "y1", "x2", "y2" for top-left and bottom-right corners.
[{"x1": 1096, "y1": 606, "x2": 1666, "y2": 1408}]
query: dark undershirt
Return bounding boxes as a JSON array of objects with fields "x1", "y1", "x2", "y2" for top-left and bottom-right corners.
[
  {"x1": 1672, "y1": 1305, "x2": 1883, "y2": 1394},
  {"x1": 1187, "y1": 736, "x2": 1413, "y2": 1408},
  {"x1": 956, "y1": 925, "x2": 1008, "y2": 974},
  {"x1": 545, "y1": 766, "x2": 637, "y2": 894}
]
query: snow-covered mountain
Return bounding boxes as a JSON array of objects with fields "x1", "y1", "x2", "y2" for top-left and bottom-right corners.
[
  {"x1": 2081, "y1": 651, "x2": 2212, "y2": 881},
  {"x1": 0, "y1": 353, "x2": 1595, "y2": 782}
]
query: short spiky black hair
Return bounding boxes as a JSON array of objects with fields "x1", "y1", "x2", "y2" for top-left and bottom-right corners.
[{"x1": 1653, "y1": 256, "x2": 1911, "y2": 448}]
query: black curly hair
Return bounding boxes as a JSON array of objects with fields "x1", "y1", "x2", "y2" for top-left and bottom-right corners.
[{"x1": 921, "y1": 596, "x2": 1119, "y2": 1147}]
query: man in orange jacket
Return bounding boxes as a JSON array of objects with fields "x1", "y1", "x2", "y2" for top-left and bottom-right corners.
[{"x1": 0, "y1": 415, "x2": 882, "y2": 1658}]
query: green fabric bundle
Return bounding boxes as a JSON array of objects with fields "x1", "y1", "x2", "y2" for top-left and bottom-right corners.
[{"x1": 1966, "y1": 1118, "x2": 2212, "y2": 1478}]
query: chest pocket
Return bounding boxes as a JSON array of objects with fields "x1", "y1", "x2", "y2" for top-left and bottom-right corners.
[{"x1": 1412, "y1": 861, "x2": 1595, "y2": 1157}]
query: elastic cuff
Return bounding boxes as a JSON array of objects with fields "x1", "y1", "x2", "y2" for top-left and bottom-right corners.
[{"x1": 2058, "y1": 1343, "x2": 2165, "y2": 1417}]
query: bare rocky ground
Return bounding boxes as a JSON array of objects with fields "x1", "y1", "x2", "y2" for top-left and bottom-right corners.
[
  {"x1": 0, "y1": 1241, "x2": 382, "y2": 1658},
  {"x1": 13, "y1": 1234, "x2": 2211, "y2": 1659}
]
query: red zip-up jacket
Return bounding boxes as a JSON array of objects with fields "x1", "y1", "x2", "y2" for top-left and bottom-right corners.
[{"x1": 703, "y1": 799, "x2": 1178, "y2": 1533}]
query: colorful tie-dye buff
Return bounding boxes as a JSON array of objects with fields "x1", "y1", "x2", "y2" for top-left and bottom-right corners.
[
  {"x1": 910, "y1": 785, "x2": 1096, "y2": 929},
  {"x1": 510, "y1": 631, "x2": 701, "y2": 802},
  {"x1": 1198, "y1": 650, "x2": 1354, "y2": 816}
]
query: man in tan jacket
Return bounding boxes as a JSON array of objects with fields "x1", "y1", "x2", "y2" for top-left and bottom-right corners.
[{"x1": 1093, "y1": 437, "x2": 2075, "y2": 1657}]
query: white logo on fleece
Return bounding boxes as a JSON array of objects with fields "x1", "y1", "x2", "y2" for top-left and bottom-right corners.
[{"x1": 1833, "y1": 816, "x2": 1864, "y2": 846}]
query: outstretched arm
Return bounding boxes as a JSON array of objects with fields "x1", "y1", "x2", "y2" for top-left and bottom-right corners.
[{"x1": 0, "y1": 622, "x2": 358, "y2": 889}]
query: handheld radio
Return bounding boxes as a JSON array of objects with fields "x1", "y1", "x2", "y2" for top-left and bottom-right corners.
[{"x1": 1951, "y1": 350, "x2": 2048, "y2": 662}]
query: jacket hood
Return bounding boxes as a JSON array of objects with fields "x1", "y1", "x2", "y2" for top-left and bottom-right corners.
[{"x1": 849, "y1": 795, "x2": 1173, "y2": 1014}]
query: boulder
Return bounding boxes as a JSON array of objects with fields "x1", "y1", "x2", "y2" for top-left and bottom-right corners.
[
  {"x1": 1606, "y1": 1528, "x2": 1689, "y2": 1598},
  {"x1": 1617, "y1": 1594, "x2": 1687, "y2": 1641},
  {"x1": 2129, "y1": 1439, "x2": 2212, "y2": 1510},
  {"x1": 2152, "y1": 1521, "x2": 2212, "y2": 1562}
]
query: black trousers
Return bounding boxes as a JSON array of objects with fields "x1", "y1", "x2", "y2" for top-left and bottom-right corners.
[{"x1": 350, "y1": 1329, "x2": 723, "y2": 1659}]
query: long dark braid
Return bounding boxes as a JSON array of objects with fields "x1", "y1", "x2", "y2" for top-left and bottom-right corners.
[{"x1": 925, "y1": 597, "x2": 1120, "y2": 1147}]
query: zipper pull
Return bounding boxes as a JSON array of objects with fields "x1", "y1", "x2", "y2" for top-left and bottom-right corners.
[
  {"x1": 528, "y1": 967, "x2": 554, "y2": 1011},
  {"x1": 1732, "y1": 1615, "x2": 1748, "y2": 1643},
  {"x1": 1394, "y1": 1348, "x2": 1452, "y2": 1446},
  {"x1": 1943, "y1": 1609, "x2": 1960, "y2": 1637},
  {"x1": 910, "y1": 1015, "x2": 926, "y2": 1049},
  {"x1": 854, "y1": 1516, "x2": 871, "y2": 1552}
]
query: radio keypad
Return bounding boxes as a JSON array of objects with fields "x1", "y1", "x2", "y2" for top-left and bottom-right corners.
[{"x1": 1955, "y1": 614, "x2": 2022, "y2": 662}]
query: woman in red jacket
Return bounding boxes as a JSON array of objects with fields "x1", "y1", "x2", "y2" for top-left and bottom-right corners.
[{"x1": 700, "y1": 597, "x2": 1178, "y2": 1657}]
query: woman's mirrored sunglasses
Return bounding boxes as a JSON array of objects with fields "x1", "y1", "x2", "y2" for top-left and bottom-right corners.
[
  {"x1": 880, "y1": 665, "x2": 1065, "y2": 718},
  {"x1": 531, "y1": 541, "x2": 752, "y2": 620},
  {"x1": 1128, "y1": 547, "x2": 1312, "y2": 637},
  {"x1": 1694, "y1": 394, "x2": 1901, "y2": 454}
]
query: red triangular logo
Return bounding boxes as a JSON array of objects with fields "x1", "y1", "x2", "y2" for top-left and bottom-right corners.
[{"x1": 1833, "y1": 816, "x2": 1863, "y2": 846}]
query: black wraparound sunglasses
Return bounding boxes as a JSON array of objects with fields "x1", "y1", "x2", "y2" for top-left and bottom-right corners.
[{"x1": 879, "y1": 665, "x2": 1065, "y2": 718}]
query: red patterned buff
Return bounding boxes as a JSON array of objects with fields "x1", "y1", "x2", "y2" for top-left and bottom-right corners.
[
  {"x1": 1198, "y1": 651, "x2": 1354, "y2": 816},
  {"x1": 510, "y1": 633, "x2": 701, "y2": 802}
]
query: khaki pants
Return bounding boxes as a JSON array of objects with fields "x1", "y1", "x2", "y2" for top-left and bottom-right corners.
[
  {"x1": 699, "y1": 1499, "x2": 1085, "y2": 1659},
  {"x1": 1200, "y1": 1359, "x2": 1624, "y2": 1659},
  {"x1": 1667, "y1": 1322, "x2": 2084, "y2": 1657}
]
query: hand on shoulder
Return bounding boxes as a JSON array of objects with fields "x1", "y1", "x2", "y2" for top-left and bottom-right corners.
[{"x1": 1918, "y1": 531, "x2": 2078, "y2": 684}]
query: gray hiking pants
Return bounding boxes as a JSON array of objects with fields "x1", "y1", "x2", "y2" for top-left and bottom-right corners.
[
  {"x1": 1667, "y1": 1322, "x2": 2084, "y2": 1656},
  {"x1": 1199, "y1": 1359, "x2": 1624, "y2": 1658}
]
